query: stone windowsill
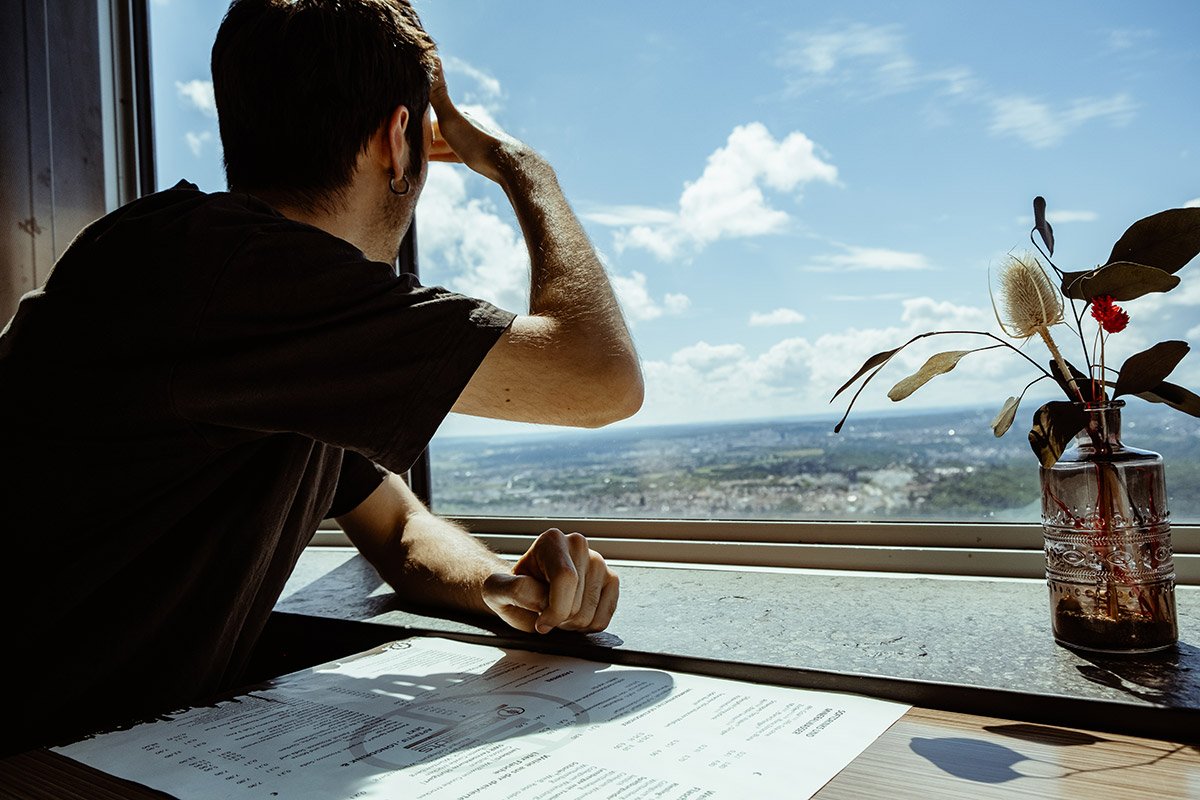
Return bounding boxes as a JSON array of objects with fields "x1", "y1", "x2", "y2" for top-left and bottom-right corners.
[{"x1": 274, "y1": 548, "x2": 1200, "y2": 743}]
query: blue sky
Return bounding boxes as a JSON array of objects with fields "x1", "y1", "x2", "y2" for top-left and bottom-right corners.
[{"x1": 151, "y1": 0, "x2": 1200, "y2": 438}]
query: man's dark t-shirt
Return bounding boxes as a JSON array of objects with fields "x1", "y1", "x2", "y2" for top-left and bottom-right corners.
[{"x1": 0, "y1": 181, "x2": 515, "y2": 752}]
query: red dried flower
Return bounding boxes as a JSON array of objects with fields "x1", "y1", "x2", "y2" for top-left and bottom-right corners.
[{"x1": 1090, "y1": 295, "x2": 1129, "y2": 334}]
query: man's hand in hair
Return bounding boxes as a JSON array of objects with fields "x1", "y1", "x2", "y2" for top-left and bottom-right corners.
[{"x1": 427, "y1": 61, "x2": 542, "y2": 186}]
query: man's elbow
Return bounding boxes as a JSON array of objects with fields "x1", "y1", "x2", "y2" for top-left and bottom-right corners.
[{"x1": 580, "y1": 358, "x2": 644, "y2": 428}]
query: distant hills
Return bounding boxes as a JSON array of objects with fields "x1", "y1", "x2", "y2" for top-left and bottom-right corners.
[{"x1": 429, "y1": 405, "x2": 1200, "y2": 523}]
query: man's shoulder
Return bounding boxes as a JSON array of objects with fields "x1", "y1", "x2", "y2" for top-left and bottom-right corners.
[
  {"x1": 66, "y1": 179, "x2": 294, "y2": 259},
  {"x1": 88, "y1": 180, "x2": 367, "y2": 277},
  {"x1": 161, "y1": 183, "x2": 368, "y2": 267},
  {"x1": 121, "y1": 180, "x2": 299, "y2": 237}
]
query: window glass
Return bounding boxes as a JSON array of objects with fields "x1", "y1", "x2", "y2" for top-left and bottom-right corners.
[
  {"x1": 148, "y1": 1, "x2": 227, "y2": 194},
  {"x1": 149, "y1": 1, "x2": 1200, "y2": 523}
]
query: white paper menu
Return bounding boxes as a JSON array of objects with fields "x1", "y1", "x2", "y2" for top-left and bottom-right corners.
[{"x1": 55, "y1": 638, "x2": 908, "y2": 800}]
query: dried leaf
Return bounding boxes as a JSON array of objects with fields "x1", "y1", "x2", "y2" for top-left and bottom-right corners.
[
  {"x1": 1028, "y1": 401, "x2": 1089, "y2": 468},
  {"x1": 990, "y1": 396, "x2": 1020, "y2": 437},
  {"x1": 1113, "y1": 341, "x2": 1190, "y2": 398},
  {"x1": 1106, "y1": 207, "x2": 1200, "y2": 273},
  {"x1": 1047, "y1": 359, "x2": 1099, "y2": 404},
  {"x1": 833, "y1": 363, "x2": 887, "y2": 434},
  {"x1": 1059, "y1": 262, "x2": 1180, "y2": 302},
  {"x1": 888, "y1": 350, "x2": 974, "y2": 401},
  {"x1": 1033, "y1": 196, "x2": 1054, "y2": 256},
  {"x1": 832, "y1": 331, "x2": 999, "y2": 434},
  {"x1": 1136, "y1": 381, "x2": 1200, "y2": 418},
  {"x1": 831, "y1": 346, "x2": 901, "y2": 402}
]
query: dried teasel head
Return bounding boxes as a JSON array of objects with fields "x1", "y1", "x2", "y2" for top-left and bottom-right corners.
[{"x1": 991, "y1": 252, "x2": 1064, "y2": 339}]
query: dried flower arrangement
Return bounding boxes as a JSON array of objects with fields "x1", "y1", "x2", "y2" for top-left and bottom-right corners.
[{"x1": 831, "y1": 197, "x2": 1200, "y2": 467}]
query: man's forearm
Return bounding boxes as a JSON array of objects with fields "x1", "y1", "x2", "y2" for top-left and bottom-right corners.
[
  {"x1": 340, "y1": 472, "x2": 619, "y2": 635},
  {"x1": 339, "y1": 474, "x2": 505, "y2": 618},
  {"x1": 499, "y1": 153, "x2": 625, "y2": 332},
  {"x1": 374, "y1": 510, "x2": 507, "y2": 618}
]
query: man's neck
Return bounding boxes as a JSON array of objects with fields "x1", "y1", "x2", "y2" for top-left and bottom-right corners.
[{"x1": 270, "y1": 196, "x2": 403, "y2": 265}]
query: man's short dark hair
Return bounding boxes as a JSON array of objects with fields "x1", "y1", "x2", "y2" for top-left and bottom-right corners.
[{"x1": 212, "y1": 0, "x2": 437, "y2": 212}]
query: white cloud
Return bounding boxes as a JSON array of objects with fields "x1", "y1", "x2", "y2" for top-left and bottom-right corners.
[
  {"x1": 594, "y1": 122, "x2": 837, "y2": 261},
  {"x1": 1048, "y1": 210, "x2": 1098, "y2": 223},
  {"x1": 1185, "y1": 198, "x2": 1200, "y2": 209},
  {"x1": 929, "y1": 66, "x2": 979, "y2": 99},
  {"x1": 779, "y1": 22, "x2": 1141, "y2": 151},
  {"x1": 455, "y1": 104, "x2": 503, "y2": 133},
  {"x1": 176, "y1": 79, "x2": 217, "y2": 118},
  {"x1": 442, "y1": 56, "x2": 502, "y2": 103},
  {"x1": 899, "y1": 297, "x2": 993, "y2": 332},
  {"x1": 582, "y1": 205, "x2": 677, "y2": 227},
  {"x1": 413, "y1": 63, "x2": 522, "y2": 311},
  {"x1": 1115, "y1": 278, "x2": 1200, "y2": 336},
  {"x1": 749, "y1": 308, "x2": 806, "y2": 327},
  {"x1": 632, "y1": 296, "x2": 1031, "y2": 428},
  {"x1": 664, "y1": 293, "x2": 691, "y2": 315},
  {"x1": 1016, "y1": 209, "x2": 1098, "y2": 225},
  {"x1": 802, "y1": 245, "x2": 933, "y2": 272},
  {"x1": 781, "y1": 23, "x2": 916, "y2": 96},
  {"x1": 1104, "y1": 28, "x2": 1155, "y2": 52},
  {"x1": 989, "y1": 93, "x2": 1136, "y2": 148},
  {"x1": 612, "y1": 224, "x2": 687, "y2": 262},
  {"x1": 612, "y1": 271, "x2": 691, "y2": 323},
  {"x1": 638, "y1": 336, "x2": 819, "y2": 427},
  {"x1": 417, "y1": 167, "x2": 690, "y2": 326},
  {"x1": 671, "y1": 341, "x2": 747, "y2": 371},
  {"x1": 788, "y1": 23, "x2": 905, "y2": 75},
  {"x1": 416, "y1": 166, "x2": 531, "y2": 313},
  {"x1": 184, "y1": 131, "x2": 213, "y2": 157},
  {"x1": 779, "y1": 23, "x2": 975, "y2": 101}
]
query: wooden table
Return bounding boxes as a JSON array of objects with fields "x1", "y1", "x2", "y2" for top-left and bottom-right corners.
[
  {"x1": 819, "y1": 707, "x2": 1199, "y2": 798},
  {"x1": 2, "y1": 705, "x2": 1196, "y2": 799}
]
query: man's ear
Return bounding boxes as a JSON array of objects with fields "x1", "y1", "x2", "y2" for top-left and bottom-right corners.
[{"x1": 385, "y1": 104, "x2": 411, "y2": 178}]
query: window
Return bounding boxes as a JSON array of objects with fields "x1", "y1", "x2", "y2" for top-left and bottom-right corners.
[
  {"x1": 148, "y1": 1, "x2": 226, "y2": 194},
  {"x1": 147, "y1": 2, "x2": 1200, "y2": 550},
  {"x1": 411, "y1": 2, "x2": 1200, "y2": 525}
]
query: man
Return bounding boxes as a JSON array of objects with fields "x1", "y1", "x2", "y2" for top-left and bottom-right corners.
[{"x1": 0, "y1": 0, "x2": 641, "y2": 753}]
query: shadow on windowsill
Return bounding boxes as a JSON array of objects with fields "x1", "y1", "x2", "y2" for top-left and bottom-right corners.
[{"x1": 1072, "y1": 641, "x2": 1200, "y2": 707}]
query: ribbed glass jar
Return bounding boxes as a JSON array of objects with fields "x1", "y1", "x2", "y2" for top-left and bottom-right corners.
[{"x1": 1040, "y1": 400, "x2": 1177, "y2": 653}]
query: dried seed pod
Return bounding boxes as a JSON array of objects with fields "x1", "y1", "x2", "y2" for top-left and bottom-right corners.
[{"x1": 995, "y1": 252, "x2": 1064, "y2": 339}]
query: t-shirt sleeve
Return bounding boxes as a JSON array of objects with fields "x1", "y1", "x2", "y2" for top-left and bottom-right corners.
[
  {"x1": 326, "y1": 451, "x2": 388, "y2": 518},
  {"x1": 172, "y1": 223, "x2": 516, "y2": 474}
]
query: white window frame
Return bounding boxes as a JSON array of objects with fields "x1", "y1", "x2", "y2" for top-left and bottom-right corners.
[{"x1": 314, "y1": 517, "x2": 1200, "y2": 584}]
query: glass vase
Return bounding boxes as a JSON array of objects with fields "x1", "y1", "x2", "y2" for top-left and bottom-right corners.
[{"x1": 1040, "y1": 400, "x2": 1177, "y2": 653}]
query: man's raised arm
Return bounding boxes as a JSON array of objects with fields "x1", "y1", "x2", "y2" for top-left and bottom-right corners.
[{"x1": 429, "y1": 66, "x2": 643, "y2": 428}]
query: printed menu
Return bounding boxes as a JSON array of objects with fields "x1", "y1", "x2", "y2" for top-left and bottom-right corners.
[{"x1": 55, "y1": 638, "x2": 908, "y2": 799}]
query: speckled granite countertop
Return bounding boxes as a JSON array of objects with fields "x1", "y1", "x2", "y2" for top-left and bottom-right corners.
[{"x1": 275, "y1": 548, "x2": 1200, "y2": 741}]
